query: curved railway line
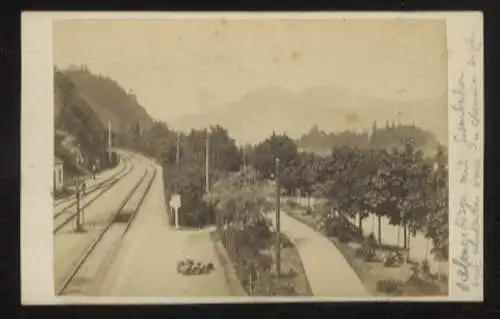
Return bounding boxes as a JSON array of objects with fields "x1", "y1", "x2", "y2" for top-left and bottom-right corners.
[
  {"x1": 54, "y1": 153, "x2": 133, "y2": 213},
  {"x1": 56, "y1": 161, "x2": 158, "y2": 296},
  {"x1": 53, "y1": 155, "x2": 135, "y2": 234}
]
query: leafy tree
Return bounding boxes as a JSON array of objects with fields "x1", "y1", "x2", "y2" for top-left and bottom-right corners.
[
  {"x1": 425, "y1": 146, "x2": 449, "y2": 259},
  {"x1": 310, "y1": 146, "x2": 359, "y2": 240},
  {"x1": 349, "y1": 149, "x2": 373, "y2": 237},
  {"x1": 164, "y1": 161, "x2": 213, "y2": 227},
  {"x1": 140, "y1": 121, "x2": 172, "y2": 158},
  {"x1": 280, "y1": 151, "x2": 318, "y2": 199},
  {"x1": 129, "y1": 120, "x2": 143, "y2": 148},
  {"x1": 204, "y1": 167, "x2": 274, "y2": 258},
  {"x1": 156, "y1": 125, "x2": 244, "y2": 227},
  {"x1": 249, "y1": 132, "x2": 298, "y2": 178},
  {"x1": 387, "y1": 140, "x2": 430, "y2": 249},
  {"x1": 204, "y1": 167, "x2": 273, "y2": 227},
  {"x1": 351, "y1": 148, "x2": 394, "y2": 245},
  {"x1": 208, "y1": 125, "x2": 242, "y2": 173},
  {"x1": 54, "y1": 70, "x2": 106, "y2": 168}
]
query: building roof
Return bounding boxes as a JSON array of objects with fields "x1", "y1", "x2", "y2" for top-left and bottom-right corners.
[{"x1": 55, "y1": 156, "x2": 64, "y2": 165}]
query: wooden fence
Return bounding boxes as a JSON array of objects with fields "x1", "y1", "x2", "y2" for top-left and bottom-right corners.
[{"x1": 218, "y1": 225, "x2": 274, "y2": 295}]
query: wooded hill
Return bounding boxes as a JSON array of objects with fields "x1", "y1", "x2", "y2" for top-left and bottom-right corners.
[
  {"x1": 296, "y1": 123, "x2": 443, "y2": 157},
  {"x1": 60, "y1": 65, "x2": 154, "y2": 134},
  {"x1": 54, "y1": 65, "x2": 155, "y2": 173},
  {"x1": 54, "y1": 69, "x2": 106, "y2": 174}
]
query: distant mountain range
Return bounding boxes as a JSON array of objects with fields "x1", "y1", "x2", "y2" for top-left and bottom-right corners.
[
  {"x1": 54, "y1": 66, "x2": 447, "y2": 168},
  {"x1": 169, "y1": 86, "x2": 447, "y2": 147}
]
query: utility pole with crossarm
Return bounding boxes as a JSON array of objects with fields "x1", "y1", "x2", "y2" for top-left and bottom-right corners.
[
  {"x1": 275, "y1": 157, "x2": 281, "y2": 277},
  {"x1": 73, "y1": 145, "x2": 85, "y2": 232}
]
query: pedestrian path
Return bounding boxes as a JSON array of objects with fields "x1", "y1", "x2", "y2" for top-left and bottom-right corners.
[
  {"x1": 97, "y1": 163, "x2": 236, "y2": 297},
  {"x1": 279, "y1": 210, "x2": 371, "y2": 298}
]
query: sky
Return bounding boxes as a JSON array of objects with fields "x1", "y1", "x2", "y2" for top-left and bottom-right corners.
[{"x1": 53, "y1": 18, "x2": 448, "y2": 125}]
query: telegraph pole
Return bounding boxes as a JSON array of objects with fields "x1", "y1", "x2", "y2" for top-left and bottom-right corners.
[
  {"x1": 176, "y1": 131, "x2": 180, "y2": 165},
  {"x1": 242, "y1": 146, "x2": 246, "y2": 171},
  {"x1": 275, "y1": 157, "x2": 281, "y2": 277},
  {"x1": 108, "y1": 121, "x2": 112, "y2": 164},
  {"x1": 75, "y1": 178, "x2": 83, "y2": 232},
  {"x1": 74, "y1": 147, "x2": 84, "y2": 232},
  {"x1": 205, "y1": 129, "x2": 210, "y2": 193}
]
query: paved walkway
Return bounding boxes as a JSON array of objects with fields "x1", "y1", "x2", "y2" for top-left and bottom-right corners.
[
  {"x1": 97, "y1": 162, "x2": 236, "y2": 297},
  {"x1": 279, "y1": 210, "x2": 371, "y2": 298}
]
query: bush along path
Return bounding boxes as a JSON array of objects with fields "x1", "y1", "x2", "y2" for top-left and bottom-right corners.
[{"x1": 204, "y1": 168, "x2": 312, "y2": 297}]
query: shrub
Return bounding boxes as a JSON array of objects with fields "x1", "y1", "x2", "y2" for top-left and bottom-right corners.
[
  {"x1": 405, "y1": 270, "x2": 441, "y2": 295},
  {"x1": 421, "y1": 259, "x2": 431, "y2": 274},
  {"x1": 383, "y1": 251, "x2": 404, "y2": 268},
  {"x1": 247, "y1": 217, "x2": 272, "y2": 240},
  {"x1": 355, "y1": 232, "x2": 378, "y2": 261},
  {"x1": 316, "y1": 211, "x2": 338, "y2": 236},
  {"x1": 366, "y1": 232, "x2": 377, "y2": 248},
  {"x1": 376, "y1": 279, "x2": 404, "y2": 295},
  {"x1": 338, "y1": 232, "x2": 350, "y2": 243},
  {"x1": 286, "y1": 198, "x2": 298, "y2": 208}
]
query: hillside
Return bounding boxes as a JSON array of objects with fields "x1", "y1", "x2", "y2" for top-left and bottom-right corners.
[
  {"x1": 169, "y1": 86, "x2": 448, "y2": 148},
  {"x1": 54, "y1": 70, "x2": 106, "y2": 175},
  {"x1": 61, "y1": 65, "x2": 154, "y2": 134},
  {"x1": 54, "y1": 66, "x2": 155, "y2": 174}
]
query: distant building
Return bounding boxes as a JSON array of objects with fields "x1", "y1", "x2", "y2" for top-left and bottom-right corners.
[{"x1": 54, "y1": 157, "x2": 64, "y2": 193}]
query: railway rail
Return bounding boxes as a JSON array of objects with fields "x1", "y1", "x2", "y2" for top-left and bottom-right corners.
[
  {"x1": 53, "y1": 156, "x2": 134, "y2": 234},
  {"x1": 56, "y1": 162, "x2": 157, "y2": 296},
  {"x1": 54, "y1": 154, "x2": 133, "y2": 213}
]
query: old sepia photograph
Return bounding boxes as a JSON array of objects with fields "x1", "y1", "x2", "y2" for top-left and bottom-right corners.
[
  {"x1": 50, "y1": 17, "x2": 451, "y2": 299},
  {"x1": 21, "y1": 12, "x2": 484, "y2": 303}
]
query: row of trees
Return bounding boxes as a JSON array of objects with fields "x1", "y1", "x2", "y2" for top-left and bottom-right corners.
[
  {"x1": 125, "y1": 119, "x2": 448, "y2": 259},
  {"x1": 316, "y1": 143, "x2": 448, "y2": 257},
  {"x1": 246, "y1": 131, "x2": 448, "y2": 259},
  {"x1": 126, "y1": 121, "x2": 242, "y2": 172},
  {"x1": 125, "y1": 121, "x2": 243, "y2": 227},
  {"x1": 296, "y1": 122, "x2": 441, "y2": 157}
]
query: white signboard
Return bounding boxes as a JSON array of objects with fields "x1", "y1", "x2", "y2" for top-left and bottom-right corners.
[{"x1": 170, "y1": 194, "x2": 181, "y2": 209}]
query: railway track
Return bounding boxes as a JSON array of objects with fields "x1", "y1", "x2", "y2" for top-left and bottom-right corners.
[
  {"x1": 54, "y1": 154, "x2": 133, "y2": 213},
  {"x1": 53, "y1": 156, "x2": 135, "y2": 234},
  {"x1": 56, "y1": 162, "x2": 157, "y2": 296}
]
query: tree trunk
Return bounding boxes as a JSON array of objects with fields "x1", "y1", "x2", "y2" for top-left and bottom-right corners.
[
  {"x1": 307, "y1": 193, "x2": 311, "y2": 213},
  {"x1": 397, "y1": 223, "x2": 401, "y2": 248},
  {"x1": 378, "y1": 215, "x2": 382, "y2": 245},
  {"x1": 407, "y1": 228, "x2": 412, "y2": 263},
  {"x1": 358, "y1": 213, "x2": 363, "y2": 238},
  {"x1": 339, "y1": 210, "x2": 344, "y2": 238},
  {"x1": 371, "y1": 214, "x2": 375, "y2": 234},
  {"x1": 403, "y1": 223, "x2": 408, "y2": 249},
  {"x1": 425, "y1": 236, "x2": 429, "y2": 261}
]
